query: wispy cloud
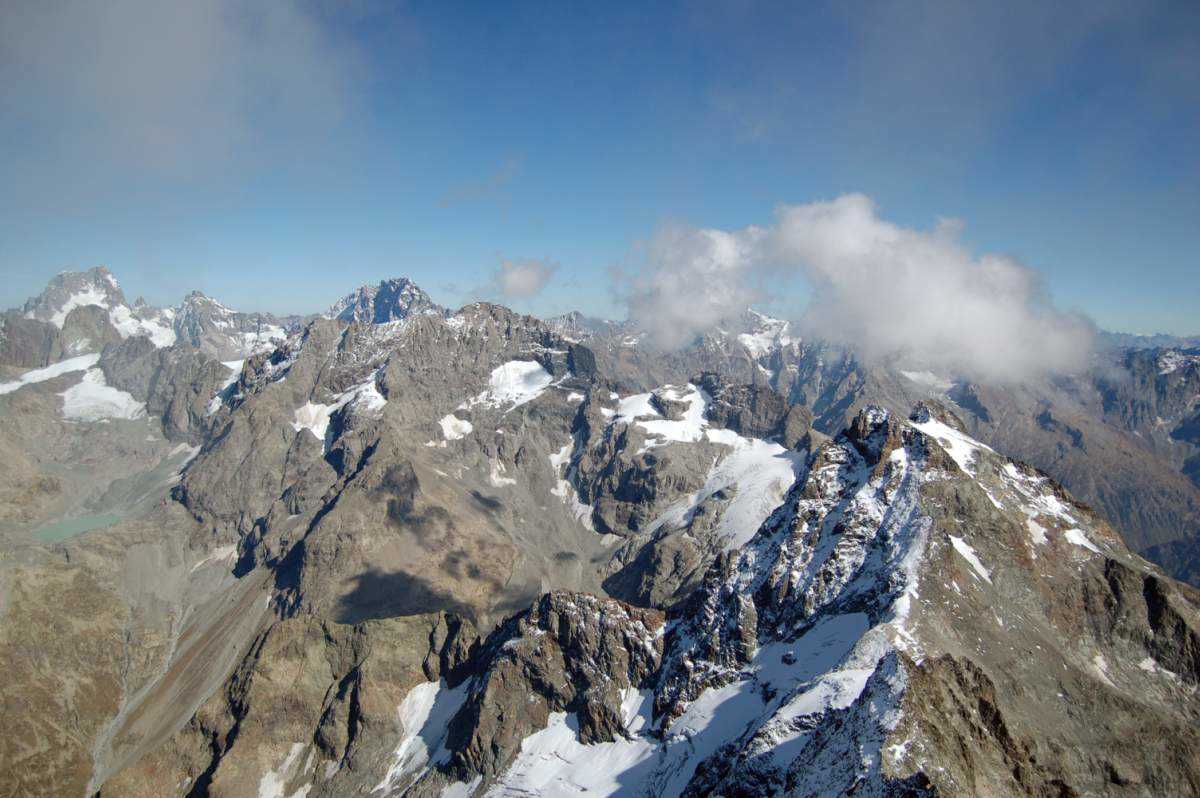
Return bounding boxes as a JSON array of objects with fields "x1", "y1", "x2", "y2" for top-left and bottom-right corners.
[
  {"x1": 619, "y1": 194, "x2": 1095, "y2": 382},
  {"x1": 439, "y1": 155, "x2": 524, "y2": 208},
  {"x1": 617, "y1": 224, "x2": 773, "y2": 350},
  {"x1": 0, "y1": 0, "x2": 370, "y2": 191},
  {"x1": 480, "y1": 258, "x2": 560, "y2": 300}
]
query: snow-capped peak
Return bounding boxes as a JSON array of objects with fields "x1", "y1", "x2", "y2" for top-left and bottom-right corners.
[{"x1": 325, "y1": 277, "x2": 445, "y2": 324}]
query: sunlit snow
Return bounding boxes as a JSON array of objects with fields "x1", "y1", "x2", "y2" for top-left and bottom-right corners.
[
  {"x1": 646, "y1": 429, "x2": 804, "y2": 550},
  {"x1": 460, "y1": 360, "x2": 554, "y2": 411},
  {"x1": 1064, "y1": 528, "x2": 1102, "y2": 554},
  {"x1": 0, "y1": 353, "x2": 100, "y2": 394},
  {"x1": 59, "y1": 369, "x2": 146, "y2": 421},
  {"x1": 910, "y1": 416, "x2": 991, "y2": 475},
  {"x1": 439, "y1": 414, "x2": 474, "y2": 440},
  {"x1": 948, "y1": 535, "x2": 992, "y2": 583},
  {"x1": 374, "y1": 680, "x2": 471, "y2": 795}
]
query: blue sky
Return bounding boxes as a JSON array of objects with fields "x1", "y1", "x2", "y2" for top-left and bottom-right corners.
[{"x1": 1, "y1": 0, "x2": 1197, "y2": 334}]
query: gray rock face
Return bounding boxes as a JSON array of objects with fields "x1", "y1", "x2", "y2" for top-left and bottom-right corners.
[
  {"x1": 325, "y1": 277, "x2": 445, "y2": 324},
  {"x1": 147, "y1": 399, "x2": 1193, "y2": 798},
  {"x1": 570, "y1": 401, "x2": 719, "y2": 537},
  {"x1": 0, "y1": 305, "x2": 125, "y2": 369},
  {"x1": 601, "y1": 484, "x2": 735, "y2": 609},
  {"x1": 99, "y1": 335, "x2": 231, "y2": 441},
  {"x1": 99, "y1": 609, "x2": 482, "y2": 798},
  {"x1": 0, "y1": 311, "x2": 59, "y2": 369},
  {"x1": 170, "y1": 290, "x2": 295, "y2": 360},
  {"x1": 415, "y1": 593, "x2": 663, "y2": 793},
  {"x1": 696, "y1": 370, "x2": 812, "y2": 447}
]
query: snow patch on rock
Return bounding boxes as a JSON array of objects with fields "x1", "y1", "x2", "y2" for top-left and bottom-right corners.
[
  {"x1": 949, "y1": 534, "x2": 992, "y2": 583},
  {"x1": 910, "y1": 416, "x2": 990, "y2": 475},
  {"x1": 647, "y1": 430, "x2": 805, "y2": 550},
  {"x1": 291, "y1": 373, "x2": 387, "y2": 448},
  {"x1": 207, "y1": 360, "x2": 244, "y2": 415},
  {"x1": 439, "y1": 414, "x2": 474, "y2": 441},
  {"x1": 0, "y1": 353, "x2": 100, "y2": 394},
  {"x1": 257, "y1": 742, "x2": 312, "y2": 798},
  {"x1": 59, "y1": 369, "x2": 146, "y2": 421},
  {"x1": 460, "y1": 360, "x2": 554, "y2": 411},
  {"x1": 1064, "y1": 528, "x2": 1103, "y2": 554},
  {"x1": 484, "y1": 689, "x2": 655, "y2": 797},
  {"x1": 374, "y1": 680, "x2": 471, "y2": 795}
]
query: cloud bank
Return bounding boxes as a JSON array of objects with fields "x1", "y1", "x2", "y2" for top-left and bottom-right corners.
[{"x1": 620, "y1": 194, "x2": 1095, "y2": 382}]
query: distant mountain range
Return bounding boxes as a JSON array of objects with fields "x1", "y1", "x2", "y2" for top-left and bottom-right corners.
[{"x1": 1, "y1": 268, "x2": 1198, "y2": 796}]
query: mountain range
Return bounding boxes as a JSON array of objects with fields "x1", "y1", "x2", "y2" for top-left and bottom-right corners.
[{"x1": 0, "y1": 267, "x2": 1198, "y2": 797}]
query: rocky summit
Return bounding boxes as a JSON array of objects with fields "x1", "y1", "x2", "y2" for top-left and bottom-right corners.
[{"x1": 0, "y1": 270, "x2": 1198, "y2": 797}]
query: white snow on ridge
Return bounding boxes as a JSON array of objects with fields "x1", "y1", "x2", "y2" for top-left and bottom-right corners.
[
  {"x1": 235, "y1": 325, "x2": 288, "y2": 356},
  {"x1": 207, "y1": 360, "x2": 245, "y2": 415},
  {"x1": 910, "y1": 416, "x2": 991, "y2": 475},
  {"x1": 737, "y1": 310, "x2": 794, "y2": 358},
  {"x1": 0, "y1": 353, "x2": 100, "y2": 394},
  {"x1": 1001, "y1": 462, "x2": 1079, "y2": 526},
  {"x1": 35, "y1": 284, "x2": 179, "y2": 348},
  {"x1": 59, "y1": 369, "x2": 146, "y2": 421},
  {"x1": 460, "y1": 360, "x2": 554, "y2": 411},
  {"x1": 631, "y1": 384, "x2": 709, "y2": 453},
  {"x1": 614, "y1": 392, "x2": 659, "y2": 421},
  {"x1": 1158, "y1": 350, "x2": 1200, "y2": 376}
]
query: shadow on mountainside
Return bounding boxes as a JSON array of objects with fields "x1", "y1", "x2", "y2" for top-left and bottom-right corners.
[{"x1": 334, "y1": 566, "x2": 478, "y2": 624}]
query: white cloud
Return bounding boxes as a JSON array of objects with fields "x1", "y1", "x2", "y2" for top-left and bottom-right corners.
[
  {"x1": 619, "y1": 194, "x2": 1095, "y2": 382},
  {"x1": 620, "y1": 223, "x2": 770, "y2": 350},
  {"x1": 488, "y1": 259, "x2": 560, "y2": 299}
]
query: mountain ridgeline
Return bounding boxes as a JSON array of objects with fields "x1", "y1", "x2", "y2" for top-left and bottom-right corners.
[{"x1": 0, "y1": 268, "x2": 1197, "y2": 797}]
